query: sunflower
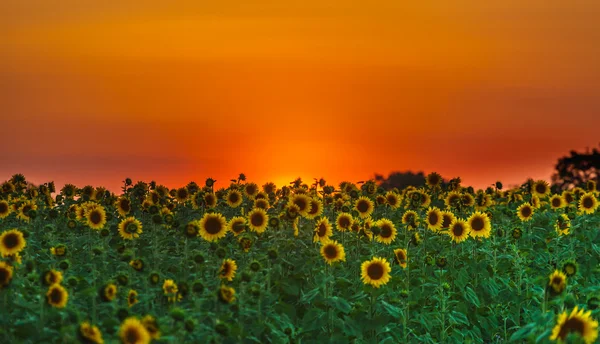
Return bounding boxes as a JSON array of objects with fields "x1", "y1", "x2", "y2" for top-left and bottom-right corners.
[
  {"x1": 247, "y1": 208, "x2": 268, "y2": 234},
  {"x1": 289, "y1": 194, "x2": 312, "y2": 217},
  {"x1": 354, "y1": 196, "x2": 374, "y2": 219},
  {"x1": 17, "y1": 200, "x2": 37, "y2": 222},
  {"x1": 313, "y1": 218, "x2": 333, "y2": 243},
  {"x1": 375, "y1": 219, "x2": 397, "y2": 245},
  {"x1": 119, "y1": 317, "x2": 151, "y2": 344},
  {"x1": 305, "y1": 198, "x2": 323, "y2": 219},
  {"x1": 100, "y1": 283, "x2": 118, "y2": 302},
  {"x1": 118, "y1": 217, "x2": 143, "y2": 240},
  {"x1": 550, "y1": 306, "x2": 598, "y2": 343},
  {"x1": 198, "y1": 213, "x2": 228, "y2": 241},
  {"x1": 86, "y1": 206, "x2": 107, "y2": 230},
  {"x1": 79, "y1": 322, "x2": 104, "y2": 344},
  {"x1": 445, "y1": 191, "x2": 462, "y2": 209},
  {"x1": 202, "y1": 193, "x2": 217, "y2": 208},
  {"x1": 587, "y1": 180, "x2": 598, "y2": 192},
  {"x1": 393, "y1": 248, "x2": 408, "y2": 268},
  {"x1": 425, "y1": 207, "x2": 443, "y2": 232},
  {"x1": 555, "y1": 214, "x2": 571, "y2": 236},
  {"x1": 0, "y1": 229, "x2": 26, "y2": 257},
  {"x1": 402, "y1": 210, "x2": 419, "y2": 230},
  {"x1": 361, "y1": 257, "x2": 392, "y2": 288},
  {"x1": 531, "y1": 180, "x2": 550, "y2": 198},
  {"x1": 448, "y1": 219, "x2": 470, "y2": 243},
  {"x1": 218, "y1": 285, "x2": 236, "y2": 304},
  {"x1": 549, "y1": 195, "x2": 565, "y2": 210},
  {"x1": 127, "y1": 289, "x2": 139, "y2": 308},
  {"x1": 43, "y1": 269, "x2": 63, "y2": 285},
  {"x1": 47, "y1": 284, "x2": 69, "y2": 308},
  {"x1": 228, "y1": 216, "x2": 247, "y2": 236},
  {"x1": 531, "y1": 195, "x2": 541, "y2": 209},
  {"x1": 225, "y1": 190, "x2": 243, "y2": 208},
  {"x1": 548, "y1": 270, "x2": 567, "y2": 295},
  {"x1": 467, "y1": 211, "x2": 491, "y2": 238},
  {"x1": 141, "y1": 315, "x2": 161, "y2": 340},
  {"x1": 243, "y1": 183, "x2": 259, "y2": 199},
  {"x1": 218, "y1": 259, "x2": 238, "y2": 282},
  {"x1": 562, "y1": 261, "x2": 578, "y2": 277},
  {"x1": 384, "y1": 192, "x2": 400, "y2": 209},
  {"x1": 129, "y1": 259, "x2": 144, "y2": 272},
  {"x1": 335, "y1": 212, "x2": 353, "y2": 232},
  {"x1": 184, "y1": 222, "x2": 200, "y2": 238},
  {"x1": 440, "y1": 211, "x2": 455, "y2": 229},
  {"x1": 426, "y1": 172, "x2": 442, "y2": 189},
  {"x1": 113, "y1": 197, "x2": 132, "y2": 217},
  {"x1": 174, "y1": 187, "x2": 189, "y2": 203},
  {"x1": 263, "y1": 182, "x2": 277, "y2": 194},
  {"x1": 0, "y1": 261, "x2": 13, "y2": 288},
  {"x1": 0, "y1": 200, "x2": 11, "y2": 219},
  {"x1": 461, "y1": 194, "x2": 475, "y2": 207},
  {"x1": 578, "y1": 192, "x2": 598, "y2": 214},
  {"x1": 320, "y1": 240, "x2": 346, "y2": 265},
  {"x1": 562, "y1": 191, "x2": 575, "y2": 205},
  {"x1": 253, "y1": 198, "x2": 270, "y2": 210},
  {"x1": 516, "y1": 203, "x2": 534, "y2": 222}
]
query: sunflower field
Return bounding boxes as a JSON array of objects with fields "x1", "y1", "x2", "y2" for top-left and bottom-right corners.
[{"x1": 1, "y1": 173, "x2": 599, "y2": 343}]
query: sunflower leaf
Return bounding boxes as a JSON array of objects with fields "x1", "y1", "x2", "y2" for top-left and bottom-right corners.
[
  {"x1": 328, "y1": 296, "x2": 352, "y2": 314},
  {"x1": 464, "y1": 286, "x2": 480, "y2": 308}
]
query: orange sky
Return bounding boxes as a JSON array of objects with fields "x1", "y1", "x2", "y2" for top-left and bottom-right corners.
[{"x1": 1, "y1": 1, "x2": 599, "y2": 191}]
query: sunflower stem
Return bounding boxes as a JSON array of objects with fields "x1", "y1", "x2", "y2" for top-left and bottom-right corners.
[{"x1": 88, "y1": 228, "x2": 97, "y2": 325}]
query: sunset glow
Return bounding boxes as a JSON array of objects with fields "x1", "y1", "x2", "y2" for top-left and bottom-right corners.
[{"x1": 2, "y1": 1, "x2": 599, "y2": 190}]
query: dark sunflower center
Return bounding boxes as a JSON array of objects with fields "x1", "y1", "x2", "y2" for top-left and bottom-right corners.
[
  {"x1": 21, "y1": 205, "x2": 31, "y2": 214},
  {"x1": 557, "y1": 317, "x2": 586, "y2": 339},
  {"x1": 396, "y1": 252, "x2": 406, "y2": 263},
  {"x1": 582, "y1": 197, "x2": 593, "y2": 209},
  {"x1": 246, "y1": 185, "x2": 257, "y2": 195},
  {"x1": 429, "y1": 175, "x2": 440, "y2": 185},
  {"x1": 3, "y1": 233, "x2": 19, "y2": 249},
  {"x1": 367, "y1": 263, "x2": 384, "y2": 280},
  {"x1": 228, "y1": 193, "x2": 239, "y2": 203},
  {"x1": 126, "y1": 223, "x2": 138, "y2": 233},
  {"x1": 120, "y1": 200, "x2": 131, "y2": 212},
  {"x1": 204, "y1": 217, "x2": 223, "y2": 234},
  {"x1": 205, "y1": 195, "x2": 216, "y2": 206},
  {"x1": 129, "y1": 294, "x2": 136, "y2": 303},
  {"x1": 428, "y1": 212, "x2": 439, "y2": 225},
  {"x1": 452, "y1": 224, "x2": 464, "y2": 237},
  {"x1": 318, "y1": 223, "x2": 327, "y2": 236},
  {"x1": 551, "y1": 277, "x2": 563, "y2": 285},
  {"x1": 520, "y1": 206, "x2": 532, "y2": 217},
  {"x1": 471, "y1": 217, "x2": 484, "y2": 231},
  {"x1": 380, "y1": 225, "x2": 392, "y2": 238},
  {"x1": 535, "y1": 184, "x2": 546, "y2": 194},
  {"x1": 0, "y1": 203, "x2": 8, "y2": 213},
  {"x1": 232, "y1": 221, "x2": 245, "y2": 233},
  {"x1": 552, "y1": 198, "x2": 561, "y2": 207},
  {"x1": 125, "y1": 328, "x2": 141, "y2": 344},
  {"x1": 251, "y1": 213, "x2": 264, "y2": 227},
  {"x1": 357, "y1": 200, "x2": 370, "y2": 213},
  {"x1": 442, "y1": 215, "x2": 452, "y2": 228},
  {"x1": 387, "y1": 196, "x2": 397, "y2": 206},
  {"x1": 294, "y1": 199, "x2": 308, "y2": 211},
  {"x1": 177, "y1": 189, "x2": 188, "y2": 199},
  {"x1": 50, "y1": 288, "x2": 63, "y2": 303},
  {"x1": 339, "y1": 217, "x2": 350, "y2": 228},
  {"x1": 90, "y1": 211, "x2": 102, "y2": 224},
  {"x1": 324, "y1": 245, "x2": 338, "y2": 259},
  {"x1": 0, "y1": 268, "x2": 9, "y2": 283},
  {"x1": 565, "y1": 194, "x2": 573, "y2": 203},
  {"x1": 221, "y1": 263, "x2": 230, "y2": 275},
  {"x1": 308, "y1": 201, "x2": 319, "y2": 215}
]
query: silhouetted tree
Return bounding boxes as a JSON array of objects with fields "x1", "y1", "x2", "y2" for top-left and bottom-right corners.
[
  {"x1": 551, "y1": 144, "x2": 600, "y2": 191},
  {"x1": 374, "y1": 171, "x2": 426, "y2": 191}
]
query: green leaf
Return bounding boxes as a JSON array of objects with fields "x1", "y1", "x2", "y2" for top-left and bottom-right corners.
[
  {"x1": 509, "y1": 323, "x2": 536, "y2": 342},
  {"x1": 464, "y1": 286, "x2": 480, "y2": 308},
  {"x1": 380, "y1": 300, "x2": 402, "y2": 318},
  {"x1": 449, "y1": 311, "x2": 469, "y2": 326},
  {"x1": 328, "y1": 296, "x2": 352, "y2": 314}
]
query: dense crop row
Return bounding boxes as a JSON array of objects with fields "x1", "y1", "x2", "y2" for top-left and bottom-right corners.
[{"x1": 0, "y1": 173, "x2": 599, "y2": 343}]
